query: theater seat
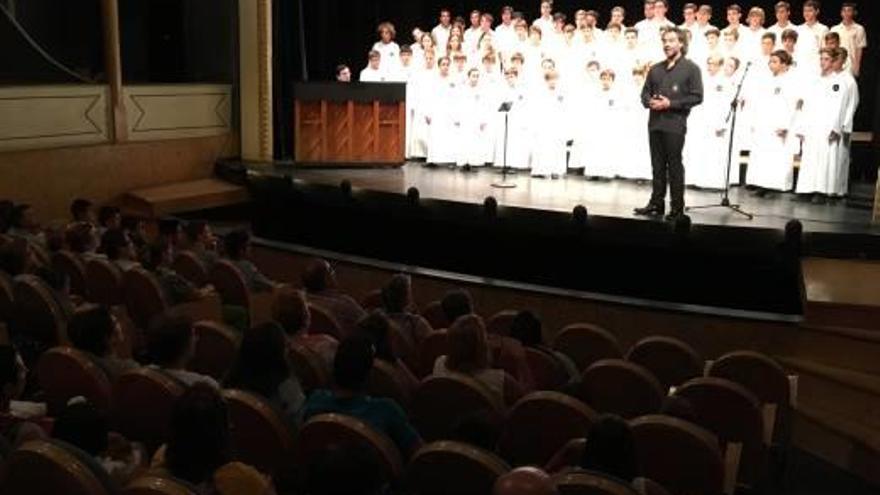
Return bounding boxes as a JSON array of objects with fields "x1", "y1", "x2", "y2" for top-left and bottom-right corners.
[
  {"x1": 296, "y1": 413, "x2": 404, "y2": 483},
  {"x1": 191, "y1": 320, "x2": 240, "y2": 380},
  {"x1": 209, "y1": 259, "x2": 276, "y2": 326},
  {"x1": 123, "y1": 268, "x2": 222, "y2": 330},
  {"x1": 0, "y1": 270, "x2": 14, "y2": 323},
  {"x1": 631, "y1": 415, "x2": 724, "y2": 495},
  {"x1": 552, "y1": 469, "x2": 640, "y2": 495},
  {"x1": 307, "y1": 303, "x2": 343, "y2": 339},
  {"x1": 626, "y1": 336, "x2": 703, "y2": 393},
  {"x1": 13, "y1": 274, "x2": 69, "y2": 346},
  {"x1": 2, "y1": 439, "x2": 114, "y2": 495},
  {"x1": 368, "y1": 359, "x2": 413, "y2": 409},
  {"x1": 223, "y1": 389, "x2": 295, "y2": 476},
  {"x1": 122, "y1": 475, "x2": 199, "y2": 495},
  {"x1": 416, "y1": 330, "x2": 448, "y2": 378},
  {"x1": 172, "y1": 251, "x2": 209, "y2": 288},
  {"x1": 524, "y1": 347, "x2": 569, "y2": 390},
  {"x1": 411, "y1": 373, "x2": 504, "y2": 441},
  {"x1": 486, "y1": 310, "x2": 518, "y2": 337},
  {"x1": 360, "y1": 289, "x2": 384, "y2": 310},
  {"x1": 579, "y1": 359, "x2": 665, "y2": 419},
  {"x1": 552, "y1": 324, "x2": 623, "y2": 371},
  {"x1": 407, "y1": 441, "x2": 510, "y2": 495},
  {"x1": 112, "y1": 367, "x2": 185, "y2": 451},
  {"x1": 36, "y1": 346, "x2": 112, "y2": 414},
  {"x1": 85, "y1": 258, "x2": 124, "y2": 307},
  {"x1": 288, "y1": 339, "x2": 331, "y2": 392},
  {"x1": 421, "y1": 301, "x2": 450, "y2": 330},
  {"x1": 52, "y1": 251, "x2": 88, "y2": 298},
  {"x1": 498, "y1": 391, "x2": 597, "y2": 467}
]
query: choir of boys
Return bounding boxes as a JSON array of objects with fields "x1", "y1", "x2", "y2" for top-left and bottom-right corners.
[{"x1": 355, "y1": 1, "x2": 864, "y2": 199}]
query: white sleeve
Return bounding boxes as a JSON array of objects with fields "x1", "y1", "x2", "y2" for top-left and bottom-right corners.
[{"x1": 856, "y1": 26, "x2": 867, "y2": 49}]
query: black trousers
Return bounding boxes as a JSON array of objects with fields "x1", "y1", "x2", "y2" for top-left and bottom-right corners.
[{"x1": 648, "y1": 130, "x2": 686, "y2": 212}]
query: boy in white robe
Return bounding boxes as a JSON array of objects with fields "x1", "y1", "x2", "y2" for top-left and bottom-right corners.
[
  {"x1": 529, "y1": 70, "x2": 568, "y2": 178},
  {"x1": 746, "y1": 50, "x2": 799, "y2": 195},
  {"x1": 585, "y1": 69, "x2": 624, "y2": 180},
  {"x1": 740, "y1": 7, "x2": 767, "y2": 64},
  {"x1": 432, "y1": 9, "x2": 453, "y2": 57},
  {"x1": 455, "y1": 69, "x2": 493, "y2": 170},
  {"x1": 406, "y1": 50, "x2": 436, "y2": 160},
  {"x1": 833, "y1": 47, "x2": 860, "y2": 197},
  {"x1": 795, "y1": 48, "x2": 848, "y2": 201},
  {"x1": 359, "y1": 51, "x2": 386, "y2": 82},
  {"x1": 372, "y1": 23, "x2": 401, "y2": 73},
  {"x1": 767, "y1": 2, "x2": 795, "y2": 47},
  {"x1": 425, "y1": 57, "x2": 460, "y2": 166},
  {"x1": 464, "y1": 10, "x2": 483, "y2": 53},
  {"x1": 685, "y1": 56, "x2": 731, "y2": 190},
  {"x1": 830, "y1": 3, "x2": 867, "y2": 77},
  {"x1": 618, "y1": 68, "x2": 653, "y2": 181},
  {"x1": 532, "y1": 1, "x2": 555, "y2": 35},
  {"x1": 493, "y1": 68, "x2": 532, "y2": 170}
]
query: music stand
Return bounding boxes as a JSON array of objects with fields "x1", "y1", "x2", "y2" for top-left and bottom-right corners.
[{"x1": 492, "y1": 101, "x2": 517, "y2": 189}]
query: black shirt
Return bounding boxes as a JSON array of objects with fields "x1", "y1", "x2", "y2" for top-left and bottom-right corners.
[{"x1": 641, "y1": 56, "x2": 704, "y2": 135}]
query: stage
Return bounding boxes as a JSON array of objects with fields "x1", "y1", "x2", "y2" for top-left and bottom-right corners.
[{"x1": 288, "y1": 162, "x2": 878, "y2": 237}]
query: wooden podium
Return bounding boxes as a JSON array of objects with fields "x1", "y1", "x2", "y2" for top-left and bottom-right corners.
[{"x1": 294, "y1": 82, "x2": 406, "y2": 167}]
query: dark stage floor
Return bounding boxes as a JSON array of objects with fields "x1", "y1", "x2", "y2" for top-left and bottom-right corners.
[{"x1": 288, "y1": 163, "x2": 878, "y2": 236}]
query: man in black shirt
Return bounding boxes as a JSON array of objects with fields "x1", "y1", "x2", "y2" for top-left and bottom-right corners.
[{"x1": 635, "y1": 28, "x2": 704, "y2": 220}]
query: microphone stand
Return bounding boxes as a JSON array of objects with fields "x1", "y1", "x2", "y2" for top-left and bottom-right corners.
[
  {"x1": 492, "y1": 100, "x2": 517, "y2": 189},
  {"x1": 685, "y1": 61, "x2": 754, "y2": 219}
]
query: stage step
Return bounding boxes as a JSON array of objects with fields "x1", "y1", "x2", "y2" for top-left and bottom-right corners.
[
  {"x1": 793, "y1": 405, "x2": 880, "y2": 486},
  {"x1": 123, "y1": 178, "x2": 249, "y2": 218},
  {"x1": 801, "y1": 257, "x2": 880, "y2": 331}
]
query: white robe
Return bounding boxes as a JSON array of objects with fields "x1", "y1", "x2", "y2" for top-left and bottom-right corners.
[
  {"x1": 425, "y1": 74, "x2": 460, "y2": 164},
  {"x1": 372, "y1": 41, "x2": 401, "y2": 72},
  {"x1": 796, "y1": 73, "x2": 847, "y2": 195},
  {"x1": 836, "y1": 70, "x2": 860, "y2": 196},
  {"x1": 578, "y1": 88, "x2": 623, "y2": 178},
  {"x1": 359, "y1": 66, "x2": 386, "y2": 83},
  {"x1": 617, "y1": 83, "x2": 653, "y2": 180},
  {"x1": 746, "y1": 71, "x2": 799, "y2": 191},
  {"x1": 493, "y1": 84, "x2": 532, "y2": 169},
  {"x1": 528, "y1": 86, "x2": 569, "y2": 176},
  {"x1": 685, "y1": 74, "x2": 732, "y2": 189},
  {"x1": 455, "y1": 83, "x2": 493, "y2": 167},
  {"x1": 406, "y1": 68, "x2": 434, "y2": 159}
]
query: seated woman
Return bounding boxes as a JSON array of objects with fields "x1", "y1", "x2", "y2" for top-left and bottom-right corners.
[
  {"x1": 100, "y1": 229, "x2": 141, "y2": 272},
  {"x1": 224, "y1": 230, "x2": 280, "y2": 293},
  {"x1": 226, "y1": 322, "x2": 306, "y2": 431},
  {"x1": 381, "y1": 274, "x2": 432, "y2": 345},
  {"x1": 152, "y1": 384, "x2": 275, "y2": 495},
  {"x1": 432, "y1": 315, "x2": 525, "y2": 406},
  {"x1": 272, "y1": 287, "x2": 338, "y2": 374},
  {"x1": 509, "y1": 310, "x2": 579, "y2": 385},
  {"x1": 67, "y1": 304, "x2": 138, "y2": 380},
  {"x1": 356, "y1": 310, "x2": 420, "y2": 396}
]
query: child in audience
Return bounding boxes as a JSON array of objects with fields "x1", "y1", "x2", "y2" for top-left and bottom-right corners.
[
  {"x1": 101, "y1": 229, "x2": 141, "y2": 272},
  {"x1": 224, "y1": 230, "x2": 280, "y2": 293},
  {"x1": 67, "y1": 304, "x2": 138, "y2": 380},
  {"x1": 146, "y1": 313, "x2": 219, "y2": 388},
  {"x1": 184, "y1": 221, "x2": 219, "y2": 270}
]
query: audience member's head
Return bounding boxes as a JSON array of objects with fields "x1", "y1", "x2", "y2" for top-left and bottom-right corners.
[
  {"x1": 272, "y1": 286, "x2": 311, "y2": 336},
  {"x1": 356, "y1": 310, "x2": 397, "y2": 363},
  {"x1": 70, "y1": 199, "x2": 94, "y2": 224},
  {"x1": 509, "y1": 310, "x2": 543, "y2": 347},
  {"x1": 302, "y1": 258, "x2": 336, "y2": 293},
  {"x1": 147, "y1": 313, "x2": 195, "y2": 369},
  {"x1": 0, "y1": 345, "x2": 26, "y2": 409},
  {"x1": 223, "y1": 230, "x2": 252, "y2": 261},
  {"x1": 227, "y1": 322, "x2": 291, "y2": 399},
  {"x1": 441, "y1": 288, "x2": 474, "y2": 323},
  {"x1": 121, "y1": 216, "x2": 147, "y2": 244},
  {"x1": 185, "y1": 221, "x2": 215, "y2": 250},
  {"x1": 65, "y1": 221, "x2": 99, "y2": 254},
  {"x1": 333, "y1": 335, "x2": 375, "y2": 392},
  {"x1": 68, "y1": 305, "x2": 118, "y2": 358},
  {"x1": 0, "y1": 239, "x2": 30, "y2": 276},
  {"x1": 10, "y1": 204, "x2": 38, "y2": 231},
  {"x1": 166, "y1": 383, "x2": 231, "y2": 485},
  {"x1": 159, "y1": 218, "x2": 184, "y2": 247},
  {"x1": 493, "y1": 467, "x2": 558, "y2": 495},
  {"x1": 446, "y1": 314, "x2": 489, "y2": 373},
  {"x1": 449, "y1": 409, "x2": 501, "y2": 452},
  {"x1": 143, "y1": 242, "x2": 172, "y2": 272},
  {"x1": 97, "y1": 206, "x2": 121, "y2": 230},
  {"x1": 661, "y1": 395, "x2": 698, "y2": 423},
  {"x1": 306, "y1": 444, "x2": 384, "y2": 495},
  {"x1": 53, "y1": 399, "x2": 108, "y2": 456},
  {"x1": 580, "y1": 414, "x2": 638, "y2": 482},
  {"x1": 381, "y1": 273, "x2": 413, "y2": 313},
  {"x1": 100, "y1": 229, "x2": 135, "y2": 261}
]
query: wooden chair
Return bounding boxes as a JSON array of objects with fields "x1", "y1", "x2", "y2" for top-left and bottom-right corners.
[
  {"x1": 122, "y1": 475, "x2": 199, "y2": 495},
  {"x1": 172, "y1": 251, "x2": 209, "y2": 288},
  {"x1": 361, "y1": 289, "x2": 384, "y2": 310},
  {"x1": 85, "y1": 258, "x2": 124, "y2": 307},
  {"x1": 210, "y1": 259, "x2": 276, "y2": 326},
  {"x1": 498, "y1": 391, "x2": 597, "y2": 467},
  {"x1": 307, "y1": 303, "x2": 343, "y2": 339},
  {"x1": 368, "y1": 359, "x2": 413, "y2": 409},
  {"x1": 411, "y1": 373, "x2": 505, "y2": 441},
  {"x1": 416, "y1": 330, "x2": 448, "y2": 378},
  {"x1": 3, "y1": 439, "x2": 114, "y2": 495},
  {"x1": 123, "y1": 268, "x2": 222, "y2": 330},
  {"x1": 626, "y1": 336, "x2": 703, "y2": 393},
  {"x1": 525, "y1": 347, "x2": 569, "y2": 390},
  {"x1": 707, "y1": 351, "x2": 792, "y2": 447},
  {"x1": 52, "y1": 250, "x2": 88, "y2": 298},
  {"x1": 486, "y1": 310, "x2": 518, "y2": 337},
  {"x1": 112, "y1": 367, "x2": 185, "y2": 451},
  {"x1": 296, "y1": 413, "x2": 404, "y2": 482},
  {"x1": 288, "y1": 339, "x2": 331, "y2": 392},
  {"x1": 552, "y1": 324, "x2": 623, "y2": 371},
  {"x1": 407, "y1": 440, "x2": 510, "y2": 495},
  {"x1": 552, "y1": 469, "x2": 640, "y2": 495},
  {"x1": 36, "y1": 347, "x2": 112, "y2": 414},
  {"x1": 13, "y1": 274, "x2": 68, "y2": 346},
  {"x1": 224, "y1": 389, "x2": 295, "y2": 476},
  {"x1": 579, "y1": 359, "x2": 665, "y2": 419},
  {"x1": 421, "y1": 300, "x2": 450, "y2": 331},
  {"x1": 191, "y1": 320, "x2": 240, "y2": 380},
  {"x1": 676, "y1": 377, "x2": 767, "y2": 493},
  {"x1": 631, "y1": 415, "x2": 724, "y2": 495},
  {"x1": 0, "y1": 270, "x2": 14, "y2": 323}
]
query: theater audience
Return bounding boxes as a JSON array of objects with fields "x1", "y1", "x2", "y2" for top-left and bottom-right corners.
[
  {"x1": 509, "y1": 310, "x2": 579, "y2": 384},
  {"x1": 96, "y1": 206, "x2": 122, "y2": 239},
  {"x1": 143, "y1": 243, "x2": 213, "y2": 305},
  {"x1": 67, "y1": 304, "x2": 138, "y2": 380},
  {"x1": 184, "y1": 220, "x2": 220, "y2": 270},
  {"x1": 7, "y1": 204, "x2": 46, "y2": 247},
  {"x1": 381, "y1": 273, "x2": 433, "y2": 345},
  {"x1": 146, "y1": 313, "x2": 219, "y2": 388},
  {"x1": 272, "y1": 287, "x2": 338, "y2": 374},
  {"x1": 65, "y1": 221, "x2": 104, "y2": 261},
  {"x1": 226, "y1": 321, "x2": 305, "y2": 430},
  {"x1": 0, "y1": 345, "x2": 48, "y2": 447},
  {"x1": 302, "y1": 258, "x2": 366, "y2": 338},
  {"x1": 52, "y1": 398, "x2": 145, "y2": 485},
  {"x1": 100, "y1": 229, "x2": 141, "y2": 272},
  {"x1": 357, "y1": 310, "x2": 419, "y2": 394},
  {"x1": 152, "y1": 384, "x2": 274, "y2": 495},
  {"x1": 35, "y1": 266, "x2": 76, "y2": 318},
  {"x1": 70, "y1": 198, "x2": 96, "y2": 225},
  {"x1": 580, "y1": 414, "x2": 638, "y2": 482},
  {"x1": 303, "y1": 335, "x2": 423, "y2": 457},
  {"x1": 440, "y1": 288, "x2": 474, "y2": 324},
  {"x1": 224, "y1": 230, "x2": 280, "y2": 292},
  {"x1": 121, "y1": 215, "x2": 148, "y2": 258},
  {"x1": 0, "y1": 238, "x2": 33, "y2": 276},
  {"x1": 433, "y1": 314, "x2": 525, "y2": 406}
]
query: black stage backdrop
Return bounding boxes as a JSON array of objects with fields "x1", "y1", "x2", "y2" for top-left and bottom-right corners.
[{"x1": 278, "y1": 0, "x2": 878, "y2": 159}]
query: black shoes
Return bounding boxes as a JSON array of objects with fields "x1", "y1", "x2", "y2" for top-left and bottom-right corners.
[
  {"x1": 634, "y1": 204, "x2": 665, "y2": 217},
  {"x1": 665, "y1": 209, "x2": 685, "y2": 222}
]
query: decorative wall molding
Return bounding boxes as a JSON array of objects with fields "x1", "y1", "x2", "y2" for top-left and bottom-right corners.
[
  {"x1": 0, "y1": 85, "x2": 110, "y2": 151},
  {"x1": 123, "y1": 84, "x2": 232, "y2": 141}
]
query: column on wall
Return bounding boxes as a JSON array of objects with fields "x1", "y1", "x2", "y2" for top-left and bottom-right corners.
[
  {"x1": 239, "y1": 0, "x2": 274, "y2": 162},
  {"x1": 101, "y1": 0, "x2": 127, "y2": 142}
]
